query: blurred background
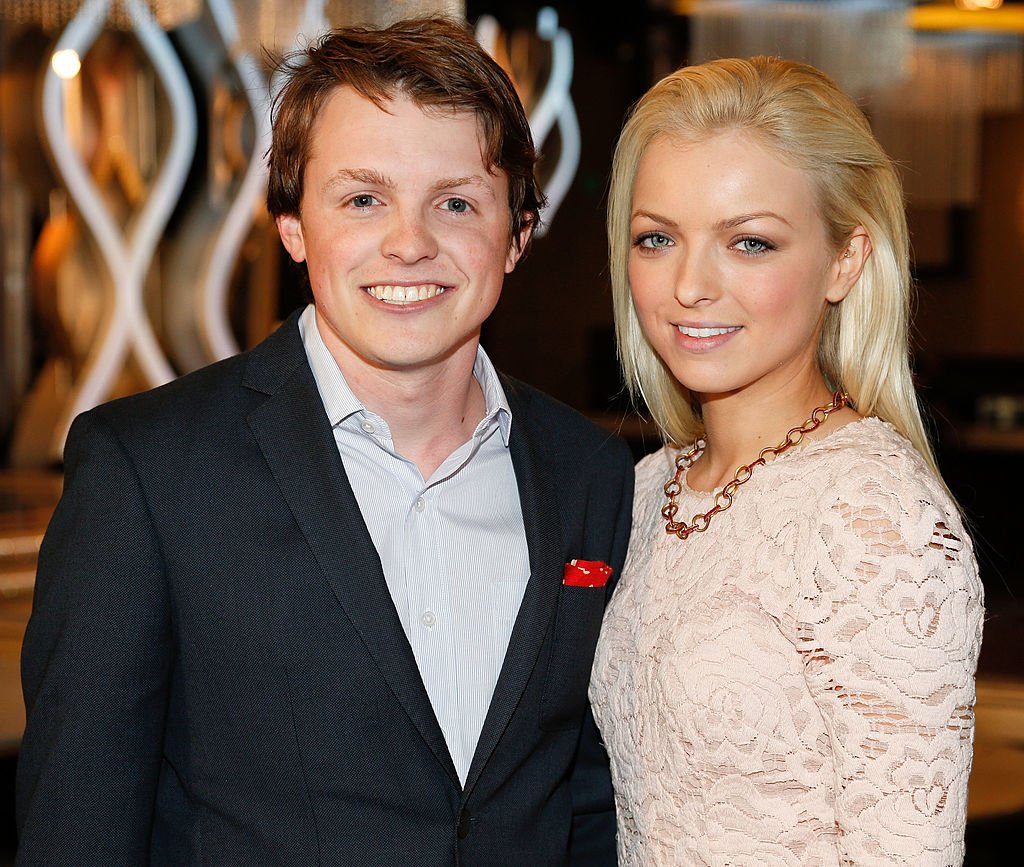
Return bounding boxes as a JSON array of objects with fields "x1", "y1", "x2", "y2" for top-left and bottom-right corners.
[{"x1": 0, "y1": 0, "x2": 1021, "y2": 862}]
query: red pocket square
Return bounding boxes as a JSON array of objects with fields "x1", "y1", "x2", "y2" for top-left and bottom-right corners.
[{"x1": 563, "y1": 559, "x2": 613, "y2": 588}]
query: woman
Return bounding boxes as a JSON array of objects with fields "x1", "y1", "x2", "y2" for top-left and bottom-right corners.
[{"x1": 590, "y1": 56, "x2": 984, "y2": 865}]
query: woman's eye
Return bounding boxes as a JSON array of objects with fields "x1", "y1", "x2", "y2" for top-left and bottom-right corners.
[
  {"x1": 735, "y1": 237, "x2": 773, "y2": 255},
  {"x1": 442, "y1": 197, "x2": 471, "y2": 213},
  {"x1": 636, "y1": 232, "x2": 672, "y2": 249}
]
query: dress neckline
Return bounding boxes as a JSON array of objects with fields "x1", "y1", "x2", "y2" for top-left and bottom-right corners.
[{"x1": 674, "y1": 415, "x2": 888, "y2": 497}]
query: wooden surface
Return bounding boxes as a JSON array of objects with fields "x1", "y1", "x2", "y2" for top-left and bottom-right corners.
[
  {"x1": 0, "y1": 598, "x2": 30, "y2": 756},
  {"x1": 970, "y1": 679, "x2": 1024, "y2": 819},
  {"x1": 0, "y1": 471, "x2": 60, "y2": 754},
  {"x1": 962, "y1": 425, "x2": 1024, "y2": 453}
]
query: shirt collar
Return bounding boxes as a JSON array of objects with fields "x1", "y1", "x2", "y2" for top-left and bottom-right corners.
[{"x1": 298, "y1": 303, "x2": 512, "y2": 446}]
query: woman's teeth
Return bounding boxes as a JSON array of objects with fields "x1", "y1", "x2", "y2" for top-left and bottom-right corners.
[{"x1": 676, "y1": 325, "x2": 741, "y2": 338}]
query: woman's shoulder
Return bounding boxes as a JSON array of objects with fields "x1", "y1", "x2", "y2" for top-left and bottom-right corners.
[
  {"x1": 804, "y1": 416, "x2": 975, "y2": 561},
  {"x1": 807, "y1": 414, "x2": 921, "y2": 464},
  {"x1": 802, "y1": 416, "x2": 950, "y2": 504}
]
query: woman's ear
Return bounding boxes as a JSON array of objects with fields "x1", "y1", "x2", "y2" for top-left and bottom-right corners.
[{"x1": 827, "y1": 228, "x2": 871, "y2": 303}]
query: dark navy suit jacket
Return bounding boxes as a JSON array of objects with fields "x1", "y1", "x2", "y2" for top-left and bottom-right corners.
[{"x1": 16, "y1": 310, "x2": 634, "y2": 866}]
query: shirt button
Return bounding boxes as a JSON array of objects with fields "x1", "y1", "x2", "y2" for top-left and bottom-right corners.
[
  {"x1": 414, "y1": 496, "x2": 426, "y2": 512},
  {"x1": 421, "y1": 610, "x2": 436, "y2": 628},
  {"x1": 360, "y1": 420, "x2": 375, "y2": 434}
]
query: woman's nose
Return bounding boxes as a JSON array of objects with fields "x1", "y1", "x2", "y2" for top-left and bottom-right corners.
[{"x1": 672, "y1": 248, "x2": 719, "y2": 307}]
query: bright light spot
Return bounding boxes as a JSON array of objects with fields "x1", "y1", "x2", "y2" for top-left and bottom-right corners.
[
  {"x1": 956, "y1": 0, "x2": 1003, "y2": 10},
  {"x1": 51, "y1": 49, "x2": 81, "y2": 80}
]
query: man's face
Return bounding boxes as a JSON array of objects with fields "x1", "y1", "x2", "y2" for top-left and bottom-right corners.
[{"x1": 277, "y1": 86, "x2": 528, "y2": 379}]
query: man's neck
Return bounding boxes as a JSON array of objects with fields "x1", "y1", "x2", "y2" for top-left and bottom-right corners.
[{"x1": 338, "y1": 344, "x2": 488, "y2": 480}]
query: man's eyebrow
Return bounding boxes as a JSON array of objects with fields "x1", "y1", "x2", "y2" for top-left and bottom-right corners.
[
  {"x1": 322, "y1": 168, "x2": 392, "y2": 193},
  {"x1": 433, "y1": 175, "x2": 497, "y2": 198},
  {"x1": 320, "y1": 170, "x2": 498, "y2": 200}
]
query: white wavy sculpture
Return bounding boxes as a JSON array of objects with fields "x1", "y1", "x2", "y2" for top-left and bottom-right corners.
[
  {"x1": 172, "y1": 0, "x2": 329, "y2": 364},
  {"x1": 197, "y1": 0, "x2": 274, "y2": 361},
  {"x1": 41, "y1": 0, "x2": 195, "y2": 445},
  {"x1": 476, "y1": 7, "x2": 580, "y2": 236},
  {"x1": 200, "y1": 0, "x2": 333, "y2": 361}
]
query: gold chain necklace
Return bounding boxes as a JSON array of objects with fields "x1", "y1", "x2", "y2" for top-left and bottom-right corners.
[{"x1": 662, "y1": 391, "x2": 849, "y2": 540}]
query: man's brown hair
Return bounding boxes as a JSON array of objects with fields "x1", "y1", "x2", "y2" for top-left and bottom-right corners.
[{"x1": 267, "y1": 16, "x2": 544, "y2": 248}]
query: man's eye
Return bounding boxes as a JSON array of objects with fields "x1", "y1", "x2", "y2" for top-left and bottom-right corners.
[
  {"x1": 349, "y1": 194, "x2": 379, "y2": 208},
  {"x1": 442, "y1": 198, "x2": 471, "y2": 213}
]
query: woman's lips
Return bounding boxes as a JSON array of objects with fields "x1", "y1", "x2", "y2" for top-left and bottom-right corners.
[
  {"x1": 673, "y1": 324, "x2": 742, "y2": 351},
  {"x1": 675, "y1": 325, "x2": 741, "y2": 338}
]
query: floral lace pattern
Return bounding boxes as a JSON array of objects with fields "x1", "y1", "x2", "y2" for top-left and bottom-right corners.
[{"x1": 590, "y1": 418, "x2": 984, "y2": 866}]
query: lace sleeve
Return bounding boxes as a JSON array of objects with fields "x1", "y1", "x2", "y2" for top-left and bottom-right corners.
[{"x1": 799, "y1": 469, "x2": 984, "y2": 866}]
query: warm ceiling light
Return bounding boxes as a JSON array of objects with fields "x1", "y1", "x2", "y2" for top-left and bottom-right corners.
[
  {"x1": 956, "y1": 0, "x2": 1004, "y2": 11},
  {"x1": 50, "y1": 49, "x2": 81, "y2": 80}
]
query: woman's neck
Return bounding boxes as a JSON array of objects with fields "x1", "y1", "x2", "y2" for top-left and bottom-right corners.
[{"x1": 685, "y1": 378, "x2": 857, "y2": 493}]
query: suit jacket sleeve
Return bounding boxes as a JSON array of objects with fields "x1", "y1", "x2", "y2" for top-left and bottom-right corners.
[
  {"x1": 17, "y1": 410, "x2": 173, "y2": 865},
  {"x1": 568, "y1": 436, "x2": 634, "y2": 866}
]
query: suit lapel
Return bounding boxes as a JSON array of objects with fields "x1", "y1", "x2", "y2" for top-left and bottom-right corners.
[
  {"x1": 463, "y1": 380, "x2": 563, "y2": 797},
  {"x1": 243, "y1": 316, "x2": 459, "y2": 786}
]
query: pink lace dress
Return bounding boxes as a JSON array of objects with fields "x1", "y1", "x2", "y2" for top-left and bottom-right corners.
[{"x1": 590, "y1": 417, "x2": 984, "y2": 866}]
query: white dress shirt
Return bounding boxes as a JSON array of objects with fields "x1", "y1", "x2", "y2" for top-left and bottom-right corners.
[{"x1": 298, "y1": 304, "x2": 530, "y2": 784}]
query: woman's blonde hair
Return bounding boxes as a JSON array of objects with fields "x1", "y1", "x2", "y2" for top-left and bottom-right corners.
[{"x1": 609, "y1": 56, "x2": 939, "y2": 475}]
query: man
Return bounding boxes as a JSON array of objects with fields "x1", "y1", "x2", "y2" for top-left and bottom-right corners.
[{"x1": 16, "y1": 17, "x2": 633, "y2": 866}]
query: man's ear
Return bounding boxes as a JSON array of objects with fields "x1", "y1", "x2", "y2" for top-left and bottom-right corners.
[
  {"x1": 276, "y1": 214, "x2": 307, "y2": 263},
  {"x1": 827, "y1": 228, "x2": 871, "y2": 304},
  {"x1": 505, "y1": 222, "x2": 535, "y2": 274}
]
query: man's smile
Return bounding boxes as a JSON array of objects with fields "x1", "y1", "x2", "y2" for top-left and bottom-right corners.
[{"x1": 364, "y1": 283, "x2": 448, "y2": 304}]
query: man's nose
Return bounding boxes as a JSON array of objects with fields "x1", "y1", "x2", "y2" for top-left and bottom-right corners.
[{"x1": 381, "y1": 208, "x2": 439, "y2": 263}]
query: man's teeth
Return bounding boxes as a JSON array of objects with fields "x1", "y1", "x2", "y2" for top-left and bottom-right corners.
[
  {"x1": 677, "y1": 325, "x2": 741, "y2": 338},
  {"x1": 365, "y1": 284, "x2": 446, "y2": 304}
]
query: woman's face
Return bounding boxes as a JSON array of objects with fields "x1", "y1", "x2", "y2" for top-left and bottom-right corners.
[{"x1": 627, "y1": 129, "x2": 861, "y2": 405}]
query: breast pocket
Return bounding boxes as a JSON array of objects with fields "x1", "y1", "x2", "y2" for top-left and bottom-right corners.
[{"x1": 539, "y1": 584, "x2": 608, "y2": 731}]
